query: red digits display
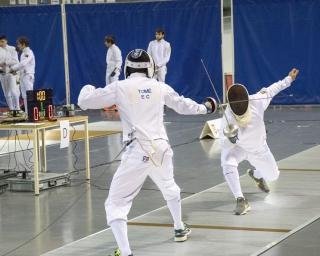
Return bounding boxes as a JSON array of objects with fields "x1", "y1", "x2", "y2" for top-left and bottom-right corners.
[
  {"x1": 48, "y1": 105, "x2": 53, "y2": 120},
  {"x1": 33, "y1": 107, "x2": 39, "y2": 121}
]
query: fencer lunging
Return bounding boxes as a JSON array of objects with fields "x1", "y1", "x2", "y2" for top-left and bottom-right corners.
[
  {"x1": 78, "y1": 49, "x2": 216, "y2": 256},
  {"x1": 220, "y1": 68, "x2": 299, "y2": 215}
]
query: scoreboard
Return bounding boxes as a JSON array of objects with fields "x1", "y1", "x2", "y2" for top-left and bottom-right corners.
[{"x1": 26, "y1": 89, "x2": 55, "y2": 122}]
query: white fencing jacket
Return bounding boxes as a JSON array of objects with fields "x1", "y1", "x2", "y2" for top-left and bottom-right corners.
[
  {"x1": 106, "y1": 44, "x2": 122, "y2": 76},
  {"x1": 220, "y1": 76, "x2": 293, "y2": 153},
  {"x1": 1, "y1": 45, "x2": 19, "y2": 73},
  {"x1": 147, "y1": 39, "x2": 171, "y2": 68},
  {"x1": 0, "y1": 48, "x2": 6, "y2": 72},
  {"x1": 11, "y1": 47, "x2": 35, "y2": 75},
  {"x1": 78, "y1": 73, "x2": 207, "y2": 142}
]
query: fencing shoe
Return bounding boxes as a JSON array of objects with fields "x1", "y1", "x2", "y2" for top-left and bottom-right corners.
[
  {"x1": 174, "y1": 223, "x2": 191, "y2": 242},
  {"x1": 234, "y1": 197, "x2": 251, "y2": 215},
  {"x1": 108, "y1": 248, "x2": 133, "y2": 256},
  {"x1": 247, "y1": 169, "x2": 270, "y2": 193}
]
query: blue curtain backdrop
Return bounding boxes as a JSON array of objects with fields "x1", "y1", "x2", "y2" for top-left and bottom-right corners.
[
  {"x1": 233, "y1": 0, "x2": 320, "y2": 104},
  {"x1": 0, "y1": 5, "x2": 66, "y2": 106},
  {"x1": 66, "y1": 0, "x2": 222, "y2": 103}
]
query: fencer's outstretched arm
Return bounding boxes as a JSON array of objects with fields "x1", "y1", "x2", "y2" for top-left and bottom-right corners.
[
  {"x1": 11, "y1": 50, "x2": 34, "y2": 72},
  {"x1": 258, "y1": 68, "x2": 299, "y2": 109},
  {"x1": 78, "y1": 83, "x2": 116, "y2": 110},
  {"x1": 163, "y1": 84, "x2": 208, "y2": 115}
]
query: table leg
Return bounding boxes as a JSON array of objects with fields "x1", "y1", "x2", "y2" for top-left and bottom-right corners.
[
  {"x1": 41, "y1": 129, "x2": 47, "y2": 173},
  {"x1": 84, "y1": 120, "x2": 90, "y2": 180},
  {"x1": 33, "y1": 129, "x2": 40, "y2": 195}
]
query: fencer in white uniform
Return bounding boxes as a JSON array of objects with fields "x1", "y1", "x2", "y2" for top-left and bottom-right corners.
[
  {"x1": 105, "y1": 35, "x2": 122, "y2": 85},
  {"x1": 147, "y1": 28, "x2": 171, "y2": 82},
  {"x1": 220, "y1": 68, "x2": 299, "y2": 215},
  {"x1": 10, "y1": 37, "x2": 35, "y2": 116},
  {"x1": 78, "y1": 49, "x2": 217, "y2": 256},
  {"x1": 0, "y1": 35, "x2": 20, "y2": 112}
]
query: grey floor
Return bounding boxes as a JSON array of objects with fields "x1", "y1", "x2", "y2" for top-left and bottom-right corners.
[
  {"x1": 0, "y1": 106, "x2": 319, "y2": 256},
  {"x1": 260, "y1": 218, "x2": 320, "y2": 256},
  {"x1": 42, "y1": 167, "x2": 320, "y2": 256}
]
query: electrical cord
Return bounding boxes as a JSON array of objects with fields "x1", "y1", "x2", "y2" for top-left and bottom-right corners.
[
  {"x1": 68, "y1": 124, "x2": 125, "y2": 176},
  {"x1": 0, "y1": 130, "x2": 35, "y2": 174},
  {"x1": 26, "y1": 131, "x2": 34, "y2": 167},
  {"x1": 68, "y1": 136, "x2": 200, "y2": 190},
  {"x1": 16, "y1": 131, "x2": 33, "y2": 171},
  {"x1": 0, "y1": 183, "x2": 91, "y2": 256},
  {"x1": 0, "y1": 129, "x2": 200, "y2": 256},
  {"x1": 70, "y1": 124, "x2": 81, "y2": 173},
  {"x1": 0, "y1": 131, "x2": 12, "y2": 172},
  {"x1": 12, "y1": 133, "x2": 20, "y2": 173}
]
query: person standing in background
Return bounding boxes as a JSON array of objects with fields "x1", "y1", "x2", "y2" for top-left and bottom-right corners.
[
  {"x1": 0, "y1": 35, "x2": 21, "y2": 116},
  {"x1": 10, "y1": 36, "x2": 35, "y2": 116},
  {"x1": 105, "y1": 35, "x2": 122, "y2": 86},
  {"x1": 147, "y1": 28, "x2": 171, "y2": 83}
]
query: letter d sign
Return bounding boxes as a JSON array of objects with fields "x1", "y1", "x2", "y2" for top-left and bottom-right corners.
[{"x1": 60, "y1": 120, "x2": 70, "y2": 149}]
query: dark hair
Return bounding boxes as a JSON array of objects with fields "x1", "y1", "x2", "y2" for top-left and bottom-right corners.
[
  {"x1": 104, "y1": 35, "x2": 115, "y2": 44},
  {"x1": 155, "y1": 28, "x2": 165, "y2": 35},
  {"x1": 17, "y1": 36, "x2": 29, "y2": 47},
  {"x1": 0, "y1": 35, "x2": 7, "y2": 40}
]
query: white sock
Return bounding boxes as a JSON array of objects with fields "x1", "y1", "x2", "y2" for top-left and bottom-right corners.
[
  {"x1": 110, "y1": 220, "x2": 132, "y2": 256},
  {"x1": 167, "y1": 197, "x2": 184, "y2": 230},
  {"x1": 223, "y1": 166, "x2": 244, "y2": 199}
]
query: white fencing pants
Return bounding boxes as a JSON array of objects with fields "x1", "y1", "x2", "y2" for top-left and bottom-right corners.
[
  {"x1": 155, "y1": 66, "x2": 167, "y2": 83},
  {"x1": 106, "y1": 70, "x2": 120, "y2": 86},
  {"x1": 105, "y1": 139, "x2": 181, "y2": 225},
  {"x1": 0, "y1": 74, "x2": 20, "y2": 110},
  {"x1": 221, "y1": 144, "x2": 279, "y2": 198},
  {"x1": 20, "y1": 73, "x2": 34, "y2": 114}
]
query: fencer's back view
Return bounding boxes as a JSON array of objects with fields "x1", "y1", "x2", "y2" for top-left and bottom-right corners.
[
  {"x1": 79, "y1": 49, "x2": 213, "y2": 143},
  {"x1": 111, "y1": 74, "x2": 167, "y2": 142},
  {"x1": 77, "y1": 48, "x2": 218, "y2": 256}
]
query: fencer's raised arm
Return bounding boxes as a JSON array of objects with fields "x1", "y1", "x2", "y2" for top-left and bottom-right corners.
[
  {"x1": 163, "y1": 84, "x2": 211, "y2": 115},
  {"x1": 258, "y1": 68, "x2": 299, "y2": 109},
  {"x1": 78, "y1": 83, "x2": 116, "y2": 110}
]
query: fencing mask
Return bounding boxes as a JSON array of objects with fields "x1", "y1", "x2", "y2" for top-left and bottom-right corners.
[
  {"x1": 124, "y1": 49, "x2": 155, "y2": 79},
  {"x1": 227, "y1": 83, "x2": 251, "y2": 127}
]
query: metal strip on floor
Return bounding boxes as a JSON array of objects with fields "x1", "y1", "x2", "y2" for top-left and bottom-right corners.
[{"x1": 128, "y1": 222, "x2": 291, "y2": 233}]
